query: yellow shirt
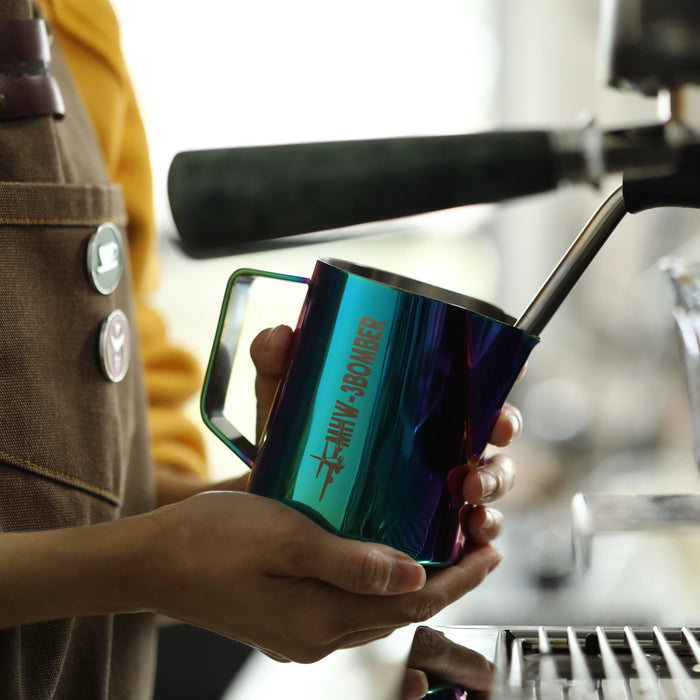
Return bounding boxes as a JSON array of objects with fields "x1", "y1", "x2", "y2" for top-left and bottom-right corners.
[{"x1": 36, "y1": 0, "x2": 207, "y2": 478}]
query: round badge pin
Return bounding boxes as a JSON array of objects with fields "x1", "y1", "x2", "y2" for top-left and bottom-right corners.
[
  {"x1": 87, "y1": 222, "x2": 124, "y2": 295},
  {"x1": 99, "y1": 309, "x2": 131, "y2": 383}
]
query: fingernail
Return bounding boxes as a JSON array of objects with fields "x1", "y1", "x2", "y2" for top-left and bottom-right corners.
[
  {"x1": 508, "y1": 410, "x2": 522, "y2": 441},
  {"x1": 480, "y1": 472, "x2": 498, "y2": 502},
  {"x1": 410, "y1": 670, "x2": 430, "y2": 699},
  {"x1": 387, "y1": 558, "x2": 426, "y2": 594},
  {"x1": 479, "y1": 509, "x2": 503, "y2": 540},
  {"x1": 415, "y1": 670, "x2": 429, "y2": 696}
]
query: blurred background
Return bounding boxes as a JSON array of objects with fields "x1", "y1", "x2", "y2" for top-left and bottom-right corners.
[{"x1": 111, "y1": 0, "x2": 700, "y2": 697}]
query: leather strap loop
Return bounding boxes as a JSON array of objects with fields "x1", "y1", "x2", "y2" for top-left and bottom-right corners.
[{"x1": 0, "y1": 18, "x2": 65, "y2": 119}]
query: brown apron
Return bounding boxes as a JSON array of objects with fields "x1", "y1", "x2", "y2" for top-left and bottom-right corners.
[{"x1": 0, "y1": 1, "x2": 157, "y2": 697}]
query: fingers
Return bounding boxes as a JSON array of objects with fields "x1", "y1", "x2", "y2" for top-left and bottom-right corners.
[
  {"x1": 488, "y1": 404, "x2": 522, "y2": 447},
  {"x1": 342, "y1": 544, "x2": 501, "y2": 631},
  {"x1": 294, "y1": 528, "x2": 427, "y2": 596},
  {"x1": 283, "y1": 516, "x2": 501, "y2": 631},
  {"x1": 461, "y1": 453, "x2": 515, "y2": 505},
  {"x1": 157, "y1": 492, "x2": 502, "y2": 666},
  {"x1": 250, "y1": 325, "x2": 294, "y2": 439},
  {"x1": 397, "y1": 544, "x2": 501, "y2": 625},
  {"x1": 250, "y1": 325, "x2": 294, "y2": 376},
  {"x1": 400, "y1": 669, "x2": 430, "y2": 700},
  {"x1": 460, "y1": 505, "x2": 504, "y2": 544},
  {"x1": 293, "y1": 543, "x2": 502, "y2": 658}
]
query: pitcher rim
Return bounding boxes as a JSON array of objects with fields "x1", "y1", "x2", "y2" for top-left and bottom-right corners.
[{"x1": 319, "y1": 257, "x2": 517, "y2": 327}]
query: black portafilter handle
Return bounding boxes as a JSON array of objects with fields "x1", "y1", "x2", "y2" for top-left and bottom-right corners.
[{"x1": 167, "y1": 131, "x2": 559, "y2": 254}]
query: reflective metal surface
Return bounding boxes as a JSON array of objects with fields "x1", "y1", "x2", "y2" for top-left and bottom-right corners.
[
  {"x1": 203, "y1": 258, "x2": 538, "y2": 565},
  {"x1": 400, "y1": 625, "x2": 700, "y2": 699},
  {"x1": 516, "y1": 186, "x2": 628, "y2": 337},
  {"x1": 571, "y1": 494, "x2": 700, "y2": 570},
  {"x1": 664, "y1": 257, "x2": 700, "y2": 468}
]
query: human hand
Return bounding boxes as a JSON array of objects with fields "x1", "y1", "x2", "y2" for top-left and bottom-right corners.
[
  {"x1": 250, "y1": 324, "x2": 296, "y2": 441},
  {"x1": 400, "y1": 626, "x2": 495, "y2": 700},
  {"x1": 449, "y1": 401, "x2": 521, "y2": 546},
  {"x1": 148, "y1": 325, "x2": 513, "y2": 662},
  {"x1": 145, "y1": 490, "x2": 502, "y2": 663}
]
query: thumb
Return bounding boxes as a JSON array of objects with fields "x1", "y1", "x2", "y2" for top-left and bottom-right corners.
[
  {"x1": 309, "y1": 535, "x2": 427, "y2": 596},
  {"x1": 251, "y1": 325, "x2": 293, "y2": 440}
]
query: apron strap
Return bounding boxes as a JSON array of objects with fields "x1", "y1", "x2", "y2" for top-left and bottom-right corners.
[{"x1": 0, "y1": 18, "x2": 65, "y2": 119}]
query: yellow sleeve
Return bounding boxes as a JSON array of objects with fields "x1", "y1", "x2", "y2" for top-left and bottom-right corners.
[
  {"x1": 38, "y1": 0, "x2": 208, "y2": 478},
  {"x1": 138, "y1": 307, "x2": 208, "y2": 477}
]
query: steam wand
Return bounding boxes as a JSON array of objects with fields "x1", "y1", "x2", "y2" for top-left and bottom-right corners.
[
  {"x1": 515, "y1": 186, "x2": 627, "y2": 337},
  {"x1": 516, "y1": 129, "x2": 700, "y2": 337},
  {"x1": 516, "y1": 122, "x2": 700, "y2": 574}
]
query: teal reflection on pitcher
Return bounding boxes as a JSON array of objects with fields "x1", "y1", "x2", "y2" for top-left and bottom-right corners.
[{"x1": 203, "y1": 258, "x2": 538, "y2": 566}]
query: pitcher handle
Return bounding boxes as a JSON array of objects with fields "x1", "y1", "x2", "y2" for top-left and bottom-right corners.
[{"x1": 201, "y1": 268, "x2": 310, "y2": 466}]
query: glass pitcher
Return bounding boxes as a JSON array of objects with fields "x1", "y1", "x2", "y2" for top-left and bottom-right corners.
[
  {"x1": 663, "y1": 257, "x2": 700, "y2": 467},
  {"x1": 570, "y1": 257, "x2": 700, "y2": 570}
]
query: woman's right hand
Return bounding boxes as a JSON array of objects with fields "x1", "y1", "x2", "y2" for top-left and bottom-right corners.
[{"x1": 142, "y1": 489, "x2": 502, "y2": 663}]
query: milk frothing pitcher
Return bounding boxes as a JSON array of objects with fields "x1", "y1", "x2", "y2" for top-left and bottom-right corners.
[{"x1": 203, "y1": 258, "x2": 538, "y2": 565}]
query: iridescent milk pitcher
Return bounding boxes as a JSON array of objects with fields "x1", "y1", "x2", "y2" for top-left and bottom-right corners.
[{"x1": 202, "y1": 258, "x2": 538, "y2": 565}]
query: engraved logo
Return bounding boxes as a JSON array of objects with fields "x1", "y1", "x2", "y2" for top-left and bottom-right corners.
[{"x1": 310, "y1": 317, "x2": 385, "y2": 500}]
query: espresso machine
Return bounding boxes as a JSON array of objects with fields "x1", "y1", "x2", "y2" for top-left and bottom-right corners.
[{"x1": 168, "y1": 0, "x2": 700, "y2": 696}]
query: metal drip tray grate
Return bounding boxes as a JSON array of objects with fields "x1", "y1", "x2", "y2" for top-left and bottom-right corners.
[{"x1": 493, "y1": 626, "x2": 700, "y2": 699}]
